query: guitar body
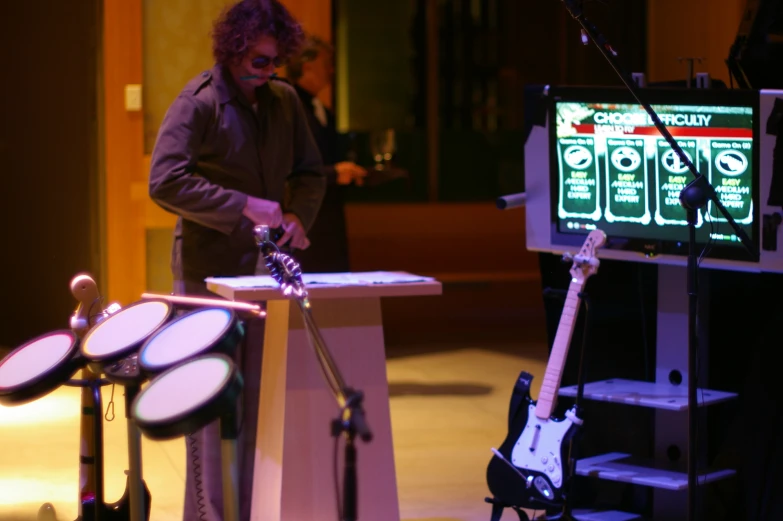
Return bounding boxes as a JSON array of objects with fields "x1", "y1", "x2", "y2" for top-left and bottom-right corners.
[{"x1": 486, "y1": 372, "x2": 580, "y2": 511}]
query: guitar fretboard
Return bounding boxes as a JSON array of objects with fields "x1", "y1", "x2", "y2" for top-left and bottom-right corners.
[{"x1": 535, "y1": 277, "x2": 584, "y2": 419}]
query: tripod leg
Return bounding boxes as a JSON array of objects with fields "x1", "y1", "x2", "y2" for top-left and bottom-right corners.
[
  {"x1": 92, "y1": 380, "x2": 105, "y2": 521},
  {"x1": 125, "y1": 385, "x2": 147, "y2": 521},
  {"x1": 220, "y1": 438, "x2": 239, "y2": 521},
  {"x1": 486, "y1": 497, "x2": 532, "y2": 521},
  {"x1": 488, "y1": 501, "x2": 504, "y2": 521}
]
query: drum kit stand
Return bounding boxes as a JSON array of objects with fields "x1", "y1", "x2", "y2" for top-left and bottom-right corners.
[{"x1": 0, "y1": 225, "x2": 374, "y2": 521}]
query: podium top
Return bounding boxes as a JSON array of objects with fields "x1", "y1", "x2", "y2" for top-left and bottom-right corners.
[{"x1": 205, "y1": 271, "x2": 442, "y2": 301}]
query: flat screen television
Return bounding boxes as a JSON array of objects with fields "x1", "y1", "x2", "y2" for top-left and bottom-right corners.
[{"x1": 524, "y1": 85, "x2": 783, "y2": 273}]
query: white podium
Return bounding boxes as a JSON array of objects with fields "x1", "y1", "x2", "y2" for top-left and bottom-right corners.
[{"x1": 205, "y1": 272, "x2": 442, "y2": 521}]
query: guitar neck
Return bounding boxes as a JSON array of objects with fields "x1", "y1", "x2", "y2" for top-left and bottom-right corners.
[{"x1": 535, "y1": 278, "x2": 585, "y2": 419}]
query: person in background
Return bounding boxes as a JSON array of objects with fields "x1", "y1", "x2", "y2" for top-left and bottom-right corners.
[
  {"x1": 147, "y1": 1, "x2": 325, "y2": 520},
  {"x1": 285, "y1": 35, "x2": 367, "y2": 273}
]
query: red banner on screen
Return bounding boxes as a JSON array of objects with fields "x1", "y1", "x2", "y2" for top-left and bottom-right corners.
[{"x1": 571, "y1": 124, "x2": 752, "y2": 138}]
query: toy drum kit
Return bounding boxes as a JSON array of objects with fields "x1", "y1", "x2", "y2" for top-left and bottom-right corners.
[
  {"x1": 1, "y1": 228, "x2": 376, "y2": 521},
  {"x1": 0, "y1": 274, "x2": 264, "y2": 521}
]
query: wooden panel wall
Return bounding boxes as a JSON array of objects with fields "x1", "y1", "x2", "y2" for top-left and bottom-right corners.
[
  {"x1": 281, "y1": 0, "x2": 332, "y2": 39},
  {"x1": 344, "y1": 202, "x2": 544, "y2": 345},
  {"x1": 0, "y1": 0, "x2": 102, "y2": 347},
  {"x1": 345, "y1": 203, "x2": 538, "y2": 280},
  {"x1": 647, "y1": 0, "x2": 745, "y2": 86},
  {"x1": 104, "y1": 0, "x2": 145, "y2": 305},
  {"x1": 280, "y1": 0, "x2": 334, "y2": 106}
]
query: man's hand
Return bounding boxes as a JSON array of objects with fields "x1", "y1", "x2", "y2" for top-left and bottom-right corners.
[
  {"x1": 242, "y1": 196, "x2": 283, "y2": 228},
  {"x1": 277, "y1": 213, "x2": 310, "y2": 250},
  {"x1": 335, "y1": 161, "x2": 368, "y2": 186}
]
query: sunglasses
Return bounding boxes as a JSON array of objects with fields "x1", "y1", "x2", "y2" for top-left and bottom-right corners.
[{"x1": 250, "y1": 55, "x2": 283, "y2": 69}]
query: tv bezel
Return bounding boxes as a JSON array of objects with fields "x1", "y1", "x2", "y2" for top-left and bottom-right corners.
[{"x1": 546, "y1": 85, "x2": 761, "y2": 264}]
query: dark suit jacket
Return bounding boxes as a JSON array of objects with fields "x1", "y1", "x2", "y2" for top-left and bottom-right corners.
[
  {"x1": 148, "y1": 66, "x2": 325, "y2": 281},
  {"x1": 291, "y1": 84, "x2": 351, "y2": 273}
]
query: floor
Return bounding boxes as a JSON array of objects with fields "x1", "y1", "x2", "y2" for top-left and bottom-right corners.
[{"x1": 0, "y1": 333, "x2": 551, "y2": 521}]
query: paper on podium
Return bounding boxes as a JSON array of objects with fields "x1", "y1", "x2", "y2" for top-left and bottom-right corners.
[{"x1": 205, "y1": 270, "x2": 435, "y2": 289}]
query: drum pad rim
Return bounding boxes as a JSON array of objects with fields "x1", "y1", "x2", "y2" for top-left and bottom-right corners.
[
  {"x1": 132, "y1": 353, "x2": 244, "y2": 440},
  {"x1": 0, "y1": 329, "x2": 81, "y2": 406}
]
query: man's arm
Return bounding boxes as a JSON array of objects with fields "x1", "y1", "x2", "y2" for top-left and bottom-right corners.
[
  {"x1": 284, "y1": 92, "x2": 326, "y2": 232},
  {"x1": 148, "y1": 95, "x2": 248, "y2": 236}
]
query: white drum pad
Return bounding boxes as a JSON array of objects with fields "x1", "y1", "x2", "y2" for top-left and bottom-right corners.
[
  {"x1": 140, "y1": 308, "x2": 234, "y2": 370},
  {"x1": 134, "y1": 356, "x2": 232, "y2": 423},
  {"x1": 0, "y1": 332, "x2": 76, "y2": 388},
  {"x1": 82, "y1": 300, "x2": 171, "y2": 360}
]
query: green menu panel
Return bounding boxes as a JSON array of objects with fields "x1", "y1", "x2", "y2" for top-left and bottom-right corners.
[
  {"x1": 708, "y1": 140, "x2": 753, "y2": 224},
  {"x1": 557, "y1": 137, "x2": 601, "y2": 220},
  {"x1": 655, "y1": 139, "x2": 702, "y2": 227},
  {"x1": 605, "y1": 138, "x2": 650, "y2": 224}
]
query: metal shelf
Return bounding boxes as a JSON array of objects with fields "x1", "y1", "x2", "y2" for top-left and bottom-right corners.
[
  {"x1": 558, "y1": 378, "x2": 737, "y2": 411},
  {"x1": 575, "y1": 452, "x2": 736, "y2": 490}
]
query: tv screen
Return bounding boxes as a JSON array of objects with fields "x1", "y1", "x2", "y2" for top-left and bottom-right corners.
[{"x1": 548, "y1": 86, "x2": 759, "y2": 262}]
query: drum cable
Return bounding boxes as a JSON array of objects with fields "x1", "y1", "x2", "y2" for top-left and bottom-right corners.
[
  {"x1": 187, "y1": 434, "x2": 208, "y2": 521},
  {"x1": 104, "y1": 383, "x2": 115, "y2": 422}
]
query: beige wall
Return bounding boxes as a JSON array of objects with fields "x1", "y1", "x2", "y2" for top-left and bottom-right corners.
[{"x1": 143, "y1": 0, "x2": 234, "y2": 153}]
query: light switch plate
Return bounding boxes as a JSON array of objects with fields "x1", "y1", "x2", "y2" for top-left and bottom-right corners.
[{"x1": 125, "y1": 84, "x2": 142, "y2": 111}]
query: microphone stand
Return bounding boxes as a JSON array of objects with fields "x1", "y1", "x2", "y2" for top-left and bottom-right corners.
[
  {"x1": 557, "y1": 2, "x2": 759, "y2": 521},
  {"x1": 253, "y1": 225, "x2": 373, "y2": 521}
]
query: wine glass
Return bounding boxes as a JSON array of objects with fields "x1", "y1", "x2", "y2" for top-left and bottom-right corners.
[{"x1": 370, "y1": 129, "x2": 396, "y2": 170}]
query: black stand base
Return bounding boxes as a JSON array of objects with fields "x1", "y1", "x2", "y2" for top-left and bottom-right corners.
[
  {"x1": 485, "y1": 496, "x2": 531, "y2": 521},
  {"x1": 483, "y1": 497, "x2": 582, "y2": 521},
  {"x1": 536, "y1": 510, "x2": 580, "y2": 521},
  {"x1": 330, "y1": 389, "x2": 370, "y2": 521}
]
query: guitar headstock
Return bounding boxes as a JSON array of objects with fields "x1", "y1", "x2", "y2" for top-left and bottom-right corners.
[{"x1": 567, "y1": 229, "x2": 607, "y2": 283}]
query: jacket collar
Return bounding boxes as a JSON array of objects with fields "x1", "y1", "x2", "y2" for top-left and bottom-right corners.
[{"x1": 213, "y1": 65, "x2": 239, "y2": 105}]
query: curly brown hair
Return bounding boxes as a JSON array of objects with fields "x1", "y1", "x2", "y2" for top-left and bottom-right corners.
[{"x1": 211, "y1": 0, "x2": 304, "y2": 67}]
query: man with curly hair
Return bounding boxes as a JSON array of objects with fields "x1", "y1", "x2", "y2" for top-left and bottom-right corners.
[{"x1": 148, "y1": 1, "x2": 324, "y2": 519}]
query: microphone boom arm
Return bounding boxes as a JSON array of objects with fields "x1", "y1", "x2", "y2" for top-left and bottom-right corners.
[{"x1": 252, "y1": 225, "x2": 373, "y2": 442}]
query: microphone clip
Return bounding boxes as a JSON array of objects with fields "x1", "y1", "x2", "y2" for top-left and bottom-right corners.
[{"x1": 253, "y1": 225, "x2": 308, "y2": 298}]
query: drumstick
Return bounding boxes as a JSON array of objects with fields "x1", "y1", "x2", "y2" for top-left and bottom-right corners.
[{"x1": 140, "y1": 292, "x2": 266, "y2": 319}]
